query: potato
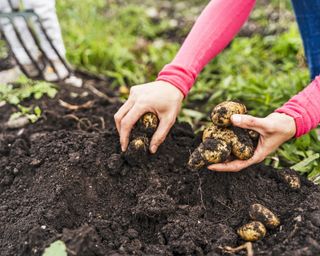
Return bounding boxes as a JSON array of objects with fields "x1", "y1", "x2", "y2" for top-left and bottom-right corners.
[
  {"x1": 278, "y1": 168, "x2": 301, "y2": 190},
  {"x1": 124, "y1": 136, "x2": 150, "y2": 166},
  {"x1": 237, "y1": 221, "x2": 266, "y2": 242},
  {"x1": 248, "y1": 129, "x2": 259, "y2": 140},
  {"x1": 140, "y1": 112, "x2": 159, "y2": 129},
  {"x1": 188, "y1": 138, "x2": 231, "y2": 170},
  {"x1": 202, "y1": 124, "x2": 234, "y2": 143},
  {"x1": 249, "y1": 204, "x2": 280, "y2": 229},
  {"x1": 188, "y1": 148, "x2": 206, "y2": 170},
  {"x1": 202, "y1": 124, "x2": 254, "y2": 160},
  {"x1": 129, "y1": 136, "x2": 149, "y2": 152},
  {"x1": 230, "y1": 127, "x2": 254, "y2": 160},
  {"x1": 201, "y1": 138, "x2": 231, "y2": 164},
  {"x1": 211, "y1": 101, "x2": 247, "y2": 127}
]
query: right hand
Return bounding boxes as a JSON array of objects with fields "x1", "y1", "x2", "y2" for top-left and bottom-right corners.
[{"x1": 114, "y1": 81, "x2": 184, "y2": 153}]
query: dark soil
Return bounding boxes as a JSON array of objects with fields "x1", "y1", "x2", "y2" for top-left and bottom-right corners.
[{"x1": 1, "y1": 79, "x2": 320, "y2": 256}]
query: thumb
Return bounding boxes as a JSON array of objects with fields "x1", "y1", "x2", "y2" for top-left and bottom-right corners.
[{"x1": 231, "y1": 114, "x2": 265, "y2": 133}]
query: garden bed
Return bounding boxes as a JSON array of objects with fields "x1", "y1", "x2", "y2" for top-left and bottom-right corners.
[{"x1": 0, "y1": 79, "x2": 320, "y2": 256}]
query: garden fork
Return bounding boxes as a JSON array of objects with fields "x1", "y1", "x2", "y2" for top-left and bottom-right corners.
[{"x1": 0, "y1": 0, "x2": 72, "y2": 81}]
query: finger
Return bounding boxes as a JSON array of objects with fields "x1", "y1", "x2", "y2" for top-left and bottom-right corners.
[
  {"x1": 119, "y1": 105, "x2": 145, "y2": 151},
  {"x1": 231, "y1": 114, "x2": 266, "y2": 133},
  {"x1": 114, "y1": 99, "x2": 134, "y2": 133},
  {"x1": 208, "y1": 149, "x2": 265, "y2": 172},
  {"x1": 207, "y1": 159, "x2": 253, "y2": 172},
  {"x1": 149, "y1": 116, "x2": 175, "y2": 154}
]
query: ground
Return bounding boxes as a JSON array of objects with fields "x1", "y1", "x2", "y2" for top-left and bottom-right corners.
[{"x1": 0, "y1": 77, "x2": 320, "y2": 256}]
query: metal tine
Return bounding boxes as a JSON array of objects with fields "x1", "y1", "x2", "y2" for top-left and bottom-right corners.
[
  {"x1": 1, "y1": 14, "x2": 43, "y2": 78},
  {"x1": 30, "y1": 10, "x2": 72, "y2": 78},
  {"x1": 18, "y1": 11, "x2": 62, "y2": 81},
  {"x1": 0, "y1": 29, "x2": 30, "y2": 76}
]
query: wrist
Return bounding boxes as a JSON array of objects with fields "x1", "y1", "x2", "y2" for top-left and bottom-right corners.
[
  {"x1": 270, "y1": 112, "x2": 296, "y2": 139},
  {"x1": 156, "y1": 80, "x2": 185, "y2": 102}
]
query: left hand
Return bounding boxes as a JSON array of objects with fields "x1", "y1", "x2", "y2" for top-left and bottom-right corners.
[{"x1": 207, "y1": 112, "x2": 296, "y2": 172}]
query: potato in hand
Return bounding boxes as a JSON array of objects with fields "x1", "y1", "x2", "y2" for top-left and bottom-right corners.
[{"x1": 188, "y1": 101, "x2": 258, "y2": 170}]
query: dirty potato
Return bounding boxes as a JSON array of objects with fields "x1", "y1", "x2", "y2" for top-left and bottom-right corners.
[
  {"x1": 188, "y1": 138, "x2": 231, "y2": 170},
  {"x1": 203, "y1": 124, "x2": 254, "y2": 160},
  {"x1": 237, "y1": 221, "x2": 266, "y2": 242},
  {"x1": 248, "y1": 129, "x2": 260, "y2": 141},
  {"x1": 188, "y1": 148, "x2": 206, "y2": 170},
  {"x1": 140, "y1": 112, "x2": 159, "y2": 129},
  {"x1": 201, "y1": 138, "x2": 231, "y2": 164},
  {"x1": 230, "y1": 127, "x2": 254, "y2": 160},
  {"x1": 129, "y1": 136, "x2": 149, "y2": 152},
  {"x1": 211, "y1": 101, "x2": 247, "y2": 127},
  {"x1": 202, "y1": 124, "x2": 234, "y2": 143},
  {"x1": 249, "y1": 204, "x2": 280, "y2": 229},
  {"x1": 278, "y1": 168, "x2": 301, "y2": 190}
]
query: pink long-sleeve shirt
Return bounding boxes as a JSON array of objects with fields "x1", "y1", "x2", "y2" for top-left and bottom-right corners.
[{"x1": 156, "y1": 0, "x2": 320, "y2": 137}]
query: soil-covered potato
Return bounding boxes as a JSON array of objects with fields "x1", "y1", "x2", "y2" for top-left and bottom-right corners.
[
  {"x1": 278, "y1": 168, "x2": 301, "y2": 190},
  {"x1": 249, "y1": 204, "x2": 280, "y2": 229},
  {"x1": 211, "y1": 101, "x2": 247, "y2": 127},
  {"x1": 202, "y1": 124, "x2": 234, "y2": 143},
  {"x1": 129, "y1": 137, "x2": 149, "y2": 151},
  {"x1": 124, "y1": 136, "x2": 150, "y2": 166},
  {"x1": 248, "y1": 129, "x2": 260, "y2": 141},
  {"x1": 188, "y1": 138, "x2": 231, "y2": 170},
  {"x1": 237, "y1": 221, "x2": 266, "y2": 241},
  {"x1": 230, "y1": 127, "x2": 254, "y2": 160},
  {"x1": 140, "y1": 112, "x2": 159, "y2": 130},
  {"x1": 202, "y1": 124, "x2": 254, "y2": 160}
]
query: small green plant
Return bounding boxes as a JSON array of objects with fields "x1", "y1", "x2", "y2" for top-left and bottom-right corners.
[
  {"x1": 9, "y1": 105, "x2": 42, "y2": 123},
  {"x1": 0, "y1": 76, "x2": 57, "y2": 105},
  {"x1": 42, "y1": 240, "x2": 67, "y2": 256}
]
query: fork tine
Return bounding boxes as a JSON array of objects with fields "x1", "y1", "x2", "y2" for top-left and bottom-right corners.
[
  {"x1": 31, "y1": 11, "x2": 72, "y2": 76},
  {"x1": 0, "y1": 29, "x2": 30, "y2": 76},
  {"x1": 19, "y1": 12, "x2": 62, "y2": 80},
  {"x1": 0, "y1": 14, "x2": 42, "y2": 78}
]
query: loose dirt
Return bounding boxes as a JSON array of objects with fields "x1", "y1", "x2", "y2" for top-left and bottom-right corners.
[{"x1": 0, "y1": 79, "x2": 320, "y2": 256}]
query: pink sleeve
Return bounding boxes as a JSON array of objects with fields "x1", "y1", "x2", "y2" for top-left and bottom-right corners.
[
  {"x1": 275, "y1": 76, "x2": 320, "y2": 137},
  {"x1": 156, "y1": 0, "x2": 256, "y2": 96}
]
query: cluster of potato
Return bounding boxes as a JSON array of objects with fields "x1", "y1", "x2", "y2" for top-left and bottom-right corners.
[
  {"x1": 237, "y1": 203, "x2": 280, "y2": 242},
  {"x1": 188, "y1": 101, "x2": 259, "y2": 170}
]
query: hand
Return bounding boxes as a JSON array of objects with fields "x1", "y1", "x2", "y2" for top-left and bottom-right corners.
[
  {"x1": 207, "y1": 112, "x2": 296, "y2": 172},
  {"x1": 114, "y1": 81, "x2": 184, "y2": 153}
]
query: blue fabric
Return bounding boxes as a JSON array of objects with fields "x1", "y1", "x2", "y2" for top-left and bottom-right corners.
[{"x1": 291, "y1": 0, "x2": 320, "y2": 79}]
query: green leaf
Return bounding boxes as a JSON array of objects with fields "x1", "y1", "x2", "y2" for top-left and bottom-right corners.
[
  {"x1": 291, "y1": 153, "x2": 320, "y2": 173},
  {"x1": 42, "y1": 240, "x2": 67, "y2": 256}
]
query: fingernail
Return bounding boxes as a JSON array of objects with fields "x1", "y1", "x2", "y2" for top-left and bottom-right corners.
[
  {"x1": 121, "y1": 146, "x2": 126, "y2": 152},
  {"x1": 231, "y1": 114, "x2": 242, "y2": 124},
  {"x1": 150, "y1": 145, "x2": 157, "y2": 154}
]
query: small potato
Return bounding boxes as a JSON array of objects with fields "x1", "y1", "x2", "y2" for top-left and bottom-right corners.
[
  {"x1": 278, "y1": 168, "x2": 301, "y2": 190},
  {"x1": 230, "y1": 127, "x2": 254, "y2": 160},
  {"x1": 201, "y1": 138, "x2": 231, "y2": 164},
  {"x1": 188, "y1": 138, "x2": 231, "y2": 170},
  {"x1": 188, "y1": 148, "x2": 206, "y2": 170},
  {"x1": 249, "y1": 204, "x2": 280, "y2": 229},
  {"x1": 237, "y1": 221, "x2": 266, "y2": 242},
  {"x1": 211, "y1": 101, "x2": 247, "y2": 127},
  {"x1": 248, "y1": 129, "x2": 260, "y2": 141},
  {"x1": 124, "y1": 136, "x2": 150, "y2": 166},
  {"x1": 140, "y1": 112, "x2": 159, "y2": 129},
  {"x1": 129, "y1": 137, "x2": 149, "y2": 152},
  {"x1": 202, "y1": 124, "x2": 234, "y2": 143}
]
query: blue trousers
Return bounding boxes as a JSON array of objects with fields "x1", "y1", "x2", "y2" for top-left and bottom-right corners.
[{"x1": 291, "y1": 0, "x2": 320, "y2": 79}]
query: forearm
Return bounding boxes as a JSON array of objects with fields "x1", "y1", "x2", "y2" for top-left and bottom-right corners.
[
  {"x1": 157, "y1": 0, "x2": 256, "y2": 96},
  {"x1": 275, "y1": 76, "x2": 320, "y2": 137}
]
